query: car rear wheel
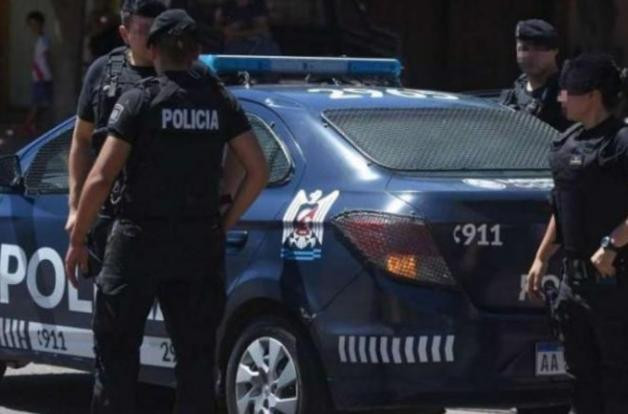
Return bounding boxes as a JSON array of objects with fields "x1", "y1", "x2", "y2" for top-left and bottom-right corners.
[
  {"x1": 517, "y1": 405, "x2": 572, "y2": 414},
  {"x1": 225, "y1": 316, "x2": 331, "y2": 414}
]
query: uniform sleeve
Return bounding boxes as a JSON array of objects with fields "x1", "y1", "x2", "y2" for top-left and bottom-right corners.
[
  {"x1": 220, "y1": 86, "x2": 252, "y2": 142},
  {"x1": 107, "y1": 88, "x2": 146, "y2": 146},
  {"x1": 76, "y1": 56, "x2": 107, "y2": 122}
]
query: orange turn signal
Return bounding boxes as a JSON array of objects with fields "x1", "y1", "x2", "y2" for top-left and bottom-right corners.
[{"x1": 386, "y1": 254, "x2": 418, "y2": 280}]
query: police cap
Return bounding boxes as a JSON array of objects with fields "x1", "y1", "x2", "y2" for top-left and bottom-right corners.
[
  {"x1": 560, "y1": 53, "x2": 621, "y2": 95},
  {"x1": 516, "y1": 19, "x2": 558, "y2": 49},
  {"x1": 147, "y1": 9, "x2": 198, "y2": 46},
  {"x1": 121, "y1": 0, "x2": 167, "y2": 18}
]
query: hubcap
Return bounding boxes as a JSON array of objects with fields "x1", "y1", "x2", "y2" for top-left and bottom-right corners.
[{"x1": 234, "y1": 337, "x2": 299, "y2": 414}]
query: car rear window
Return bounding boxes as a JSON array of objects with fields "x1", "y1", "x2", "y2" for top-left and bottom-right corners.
[{"x1": 322, "y1": 107, "x2": 559, "y2": 172}]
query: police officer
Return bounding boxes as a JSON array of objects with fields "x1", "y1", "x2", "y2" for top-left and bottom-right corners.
[
  {"x1": 67, "y1": 0, "x2": 167, "y2": 275},
  {"x1": 501, "y1": 19, "x2": 572, "y2": 132},
  {"x1": 527, "y1": 53, "x2": 628, "y2": 414},
  {"x1": 65, "y1": 9, "x2": 269, "y2": 413}
]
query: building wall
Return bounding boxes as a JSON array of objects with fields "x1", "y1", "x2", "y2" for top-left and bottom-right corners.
[
  {"x1": 610, "y1": 0, "x2": 628, "y2": 61},
  {"x1": 0, "y1": 0, "x2": 10, "y2": 112},
  {"x1": 2, "y1": 0, "x2": 627, "y2": 118},
  {"x1": 354, "y1": 0, "x2": 564, "y2": 90}
]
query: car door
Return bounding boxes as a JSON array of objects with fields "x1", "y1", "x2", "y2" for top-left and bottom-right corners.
[
  {"x1": 223, "y1": 104, "x2": 304, "y2": 294},
  {"x1": 0, "y1": 122, "x2": 95, "y2": 364}
]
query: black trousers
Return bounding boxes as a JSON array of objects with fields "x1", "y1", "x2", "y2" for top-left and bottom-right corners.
[
  {"x1": 87, "y1": 215, "x2": 113, "y2": 278},
  {"x1": 553, "y1": 261, "x2": 628, "y2": 414},
  {"x1": 91, "y1": 219, "x2": 226, "y2": 414}
]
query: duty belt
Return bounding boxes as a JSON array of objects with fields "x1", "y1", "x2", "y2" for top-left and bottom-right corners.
[
  {"x1": 562, "y1": 258, "x2": 594, "y2": 283},
  {"x1": 562, "y1": 257, "x2": 625, "y2": 287}
]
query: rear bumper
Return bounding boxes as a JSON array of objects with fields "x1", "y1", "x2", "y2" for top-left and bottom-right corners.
[{"x1": 312, "y1": 272, "x2": 572, "y2": 411}]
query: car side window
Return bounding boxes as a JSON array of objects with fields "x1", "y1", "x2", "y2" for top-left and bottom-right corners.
[
  {"x1": 247, "y1": 114, "x2": 292, "y2": 185},
  {"x1": 22, "y1": 116, "x2": 291, "y2": 194},
  {"x1": 25, "y1": 128, "x2": 72, "y2": 194}
]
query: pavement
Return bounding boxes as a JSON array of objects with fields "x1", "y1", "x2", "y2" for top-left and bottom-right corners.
[{"x1": 0, "y1": 363, "x2": 517, "y2": 414}]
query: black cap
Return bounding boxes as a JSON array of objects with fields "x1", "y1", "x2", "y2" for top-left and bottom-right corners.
[
  {"x1": 147, "y1": 9, "x2": 198, "y2": 46},
  {"x1": 560, "y1": 53, "x2": 620, "y2": 94},
  {"x1": 121, "y1": 0, "x2": 167, "y2": 18},
  {"x1": 516, "y1": 19, "x2": 558, "y2": 49}
]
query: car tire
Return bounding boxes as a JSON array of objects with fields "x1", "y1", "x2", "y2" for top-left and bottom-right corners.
[
  {"x1": 225, "y1": 316, "x2": 331, "y2": 414},
  {"x1": 517, "y1": 405, "x2": 572, "y2": 414},
  {"x1": 0, "y1": 361, "x2": 6, "y2": 383}
]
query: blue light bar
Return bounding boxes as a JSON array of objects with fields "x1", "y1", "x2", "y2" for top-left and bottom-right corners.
[{"x1": 200, "y1": 55, "x2": 402, "y2": 78}]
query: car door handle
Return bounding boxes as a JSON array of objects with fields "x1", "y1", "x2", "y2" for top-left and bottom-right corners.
[{"x1": 227, "y1": 230, "x2": 248, "y2": 248}]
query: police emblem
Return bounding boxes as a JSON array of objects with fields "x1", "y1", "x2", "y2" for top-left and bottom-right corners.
[
  {"x1": 281, "y1": 189, "x2": 340, "y2": 261},
  {"x1": 569, "y1": 155, "x2": 584, "y2": 167},
  {"x1": 109, "y1": 103, "x2": 124, "y2": 124}
]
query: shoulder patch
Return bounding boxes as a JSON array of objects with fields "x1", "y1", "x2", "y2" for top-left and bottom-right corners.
[{"x1": 109, "y1": 103, "x2": 124, "y2": 124}]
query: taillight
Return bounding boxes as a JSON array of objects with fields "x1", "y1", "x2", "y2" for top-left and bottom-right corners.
[{"x1": 333, "y1": 212, "x2": 456, "y2": 286}]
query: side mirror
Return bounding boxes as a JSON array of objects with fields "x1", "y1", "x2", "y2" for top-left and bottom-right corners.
[{"x1": 0, "y1": 155, "x2": 23, "y2": 190}]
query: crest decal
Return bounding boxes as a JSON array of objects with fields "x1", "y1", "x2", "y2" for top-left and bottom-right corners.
[{"x1": 281, "y1": 190, "x2": 340, "y2": 261}]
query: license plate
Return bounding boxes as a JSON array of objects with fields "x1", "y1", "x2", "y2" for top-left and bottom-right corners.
[{"x1": 535, "y1": 342, "x2": 567, "y2": 376}]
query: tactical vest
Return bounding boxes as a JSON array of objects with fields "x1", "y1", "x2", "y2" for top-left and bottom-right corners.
[
  {"x1": 502, "y1": 74, "x2": 560, "y2": 118},
  {"x1": 116, "y1": 73, "x2": 227, "y2": 221},
  {"x1": 550, "y1": 119, "x2": 628, "y2": 257},
  {"x1": 91, "y1": 47, "x2": 144, "y2": 153}
]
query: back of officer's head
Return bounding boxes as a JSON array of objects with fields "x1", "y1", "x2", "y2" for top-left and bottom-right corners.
[
  {"x1": 560, "y1": 53, "x2": 626, "y2": 111},
  {"x1": 147, "y1": 9, "x2": 200, "y2": 68},
  {"x1": 515, "y1": 19, "x2": 559, "y2": 76}
]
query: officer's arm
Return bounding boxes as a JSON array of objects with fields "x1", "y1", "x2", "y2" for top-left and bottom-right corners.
[
  {"x1": 222, "y1": 131, "x2": 269, "y2": 231},
  {"x1": 534, "y1": 215, "x2": 560, "y2": 263},
  {"x1": 527, "y1": 215, "x2": 560, "y2": 300},
  {"x1": 69, "y1": 136, "x2": 131, "y2": 246},
  {"x1": 222, "y1": 149, "x2": 245, "y2": 201},
  {"x1": 607, "y1": 221, "x2": 628, "y2": 249},
  {"x1": 604, "y1": 131, "x2": 628, "y2": 249},
  {"x1": 67, "y1": 118, "x2": 95, "y2": 229},
  {"x1": 591, "y1": 218, "x2": 628, "y2": 278},
  {"x1": 67, "y1": 57, "x2": 106, "y2": 231}
]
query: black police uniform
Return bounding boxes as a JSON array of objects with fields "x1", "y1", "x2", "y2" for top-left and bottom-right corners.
[
  {"x1": 500, "y1": 19, "x2": 572, "y2": 132},
  {"x1": 92, "y1": 65, "x2": 251, "y2": 412},
  {"x1": 550, "y1": 117, "x2": 628, "y2": 414},
  {"x1": 501, "y1": 73, "x2": 571, "y2": 132},
  {"x1": 89, "y1": 9, "x2": 253, "y2": 412},
  {"x1": 76, "y1": 0, "x2": 167, "y2": 276}
]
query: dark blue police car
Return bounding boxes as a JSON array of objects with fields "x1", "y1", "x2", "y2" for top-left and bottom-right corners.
[{"x1": 0, "y1": 56, "x2": 570, "y2": 413}]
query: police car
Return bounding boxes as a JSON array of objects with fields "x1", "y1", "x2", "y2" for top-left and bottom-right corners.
[{"x1": 0, "y1": 56, "x2": 571, "y2": 414}]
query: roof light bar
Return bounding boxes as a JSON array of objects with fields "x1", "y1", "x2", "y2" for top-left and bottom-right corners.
[{"x1": 200, "y1": 55, "x2": 402, "y2": 78}]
